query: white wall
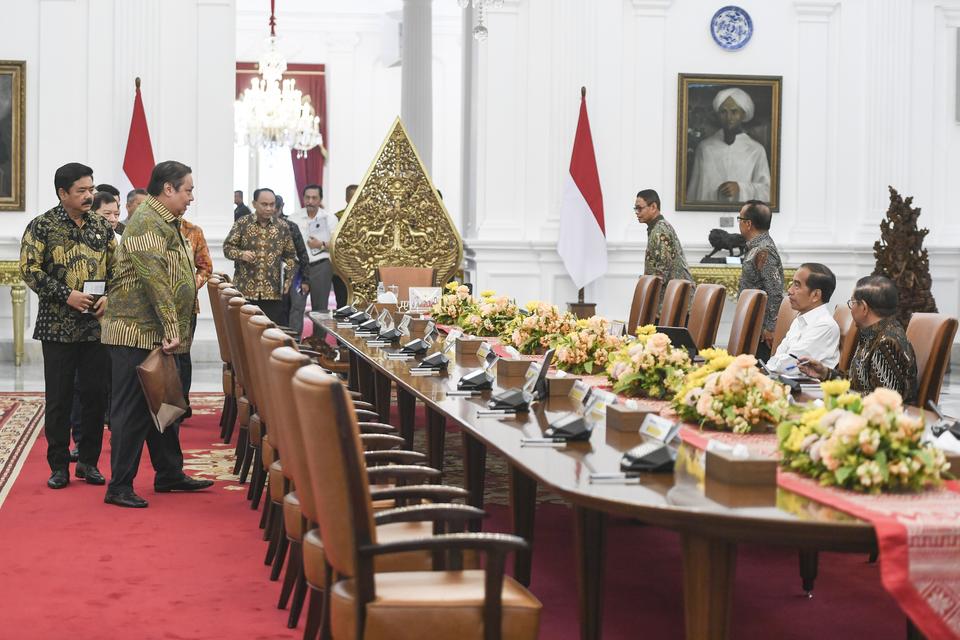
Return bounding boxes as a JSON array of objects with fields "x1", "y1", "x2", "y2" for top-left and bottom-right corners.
[{"x1": 463, "y1": 0, "x2": 960, "y2": 336}]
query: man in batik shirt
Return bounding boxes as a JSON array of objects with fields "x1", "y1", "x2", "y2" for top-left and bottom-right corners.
[
  {"x1": 222, "y1": 187, "x2": 296, "y2": 325},
  {"x1": 737, "y1": 199, "x2": 784, "y2": 361},
  {"x1": 635, "y1": 188, "x2": 693, "y2": 292},
  {"x1": 178, "y1": 215, "x2": 213, "y2": 417},
  {"x1": 20, "y1": 162, "x2": 114, "y2": 489}
]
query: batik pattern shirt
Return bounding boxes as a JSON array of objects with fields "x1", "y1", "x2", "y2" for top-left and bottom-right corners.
[
  {"x1": 739, "y1": 232, "x2": 784, "y2": 332},
  {"x1": 278, "y1": 214, "x2": 311, "y2": 281},
  {"x1": 19, "y1": 205, "x2": 115, "y2": 343},
  {"x1": 180, "y1": 218, "x2": 213, "y2": 314},
  {"x1": 222, "y1": 215, "x2": 296, "y2": 300},
  {"x1": 101, "y1": 197, "x2": 196, "y2": 354},
  {"x1": 644, "y1": 216, "x2": 693, "y2": 284},
  {"x1": 848, "y1": 317, "x2": 918, "y2": 404}
]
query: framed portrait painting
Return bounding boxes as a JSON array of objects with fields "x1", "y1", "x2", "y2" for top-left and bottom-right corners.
[
  {"x1": 676, "y1": 74, "x2": 781, "y2": 212},
  {"x1": 0, "y1": 61, "x2": 25, "y2": 211}
]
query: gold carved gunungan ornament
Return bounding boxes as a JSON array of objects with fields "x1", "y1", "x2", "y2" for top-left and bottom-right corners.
[{"x1": 330, "y1": 117, "x2": 463, "y2": 305}]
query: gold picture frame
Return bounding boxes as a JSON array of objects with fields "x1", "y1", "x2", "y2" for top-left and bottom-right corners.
[
  {"x1": 0, "y1": 61, "x2": 25, "y2": 211},
  {"x1": 676, "y1": 73, "x2": 781, "y2": 212}
]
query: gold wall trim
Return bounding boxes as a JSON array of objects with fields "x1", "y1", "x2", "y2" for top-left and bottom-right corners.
[{"x1": 690, "y1": 265, "x2": 796, "y2": 300}]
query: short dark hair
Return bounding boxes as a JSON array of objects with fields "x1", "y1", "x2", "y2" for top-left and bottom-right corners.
[
  {"x1": 54, "y1": 163, "x2": 94, "y2": 198},
  {"x1": 92, "y1": 191, "x2": 117, "y2": 212},
  {"x1": 253, "y1": 187, "x2": 276, "y2": 202},
  {"x1": 126, "y1": 188, "x2": 148, "y2": 203},
  {"x1": 635, "y1": 189, "x2": 661, "y2": 211},
  {"x1": 302, "y1": 183, "x2": 322, "y2": 199},
  {"x1": 275, "y1": 194, "x2": 285, "y2": 212},
  {"x1": 96, "y1": 183, "x2": 120, "y2": 199},
  {"x1": 799, "y1": 263, "x2": 836, "y2": 303},
  {"x1": 741, "y1": 200, "x2": 771, "y2": 230},
  {"x1": 234, "y1": 190, "x2": 243, "y2": 196},
  {"x1": 147, "y1": 161, "x2": 192, "y2": 197},
  {"x1": 853, "y1": 275, "x2": 899, "y2": 317}
]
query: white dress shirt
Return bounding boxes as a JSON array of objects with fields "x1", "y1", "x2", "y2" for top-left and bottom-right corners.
[
  {"x1": 289, "y1": 206, "x2": 339, "y2": 264},
  {"x1": 766, "y1": 303, "x2": 840, "y2": 373}
]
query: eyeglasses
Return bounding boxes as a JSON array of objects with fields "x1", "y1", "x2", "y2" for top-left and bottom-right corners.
[
  {"x1": 634, "y1": 204, "x2": 649, "y2": 213},
  {"x1": 736, "y1": 216, "x2": 749, "y2": 222},
  {"x1": 846, "y1": 299, "x2": 859, "y2": 309}
]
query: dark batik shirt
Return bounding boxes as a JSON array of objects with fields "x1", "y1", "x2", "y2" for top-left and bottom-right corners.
[
  {"x1": 223, "y1": 214, "x2": 296, "y2": 300},
  {"x1": 848, "y1": 317, "x2": 919, "y2": 404},
  {"x1": 739, "y1": 231, "x2": 784, "y2": 332},
  {"x1": 644, "y1": 215, "x2": 693, "y2": 284},
  {"x1": 279, "y1": 214, "x2": 311, "y2": 281},
  {"x1": 19, "y1": 205, "x2": 115, "y2": 343}
]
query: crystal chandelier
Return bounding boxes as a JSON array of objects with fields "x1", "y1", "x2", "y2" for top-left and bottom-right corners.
[
  {"x1": 457, "y1": 0, "x2": 504, "y2": 41},
  {"x1": 234, "y1": 1, "x2": 322, "y2": 158}
]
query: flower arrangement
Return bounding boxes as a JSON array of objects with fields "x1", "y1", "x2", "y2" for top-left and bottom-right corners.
[
  {"x1": 605, "y1": 325, "x2": 692, "y2": 398},
  {"x1": 458, "y1": 290, "x2": 519, "y2": 337},
  {"x1": 500, "y1": 301, "x2": 577, "y2": 355},
  {"x1": 777, "y1": 381, "x2": 949, "y2": 493},
  {"x1": 672, "y1": 350, "x2": 790, "y2": 434},
  {"x1": 430, "y1": 281, "x2": 475, "y2": 325},
  {"x1": 551, "y1": 316, "x2": 625, "y2": 374}
]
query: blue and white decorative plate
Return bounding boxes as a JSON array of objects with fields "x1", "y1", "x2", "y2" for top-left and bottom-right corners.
[{"x1": 710, "y1": 6, "x2": 753, "y2": 51}]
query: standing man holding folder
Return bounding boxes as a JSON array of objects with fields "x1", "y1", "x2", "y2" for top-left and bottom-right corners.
[
  {"x1": 19, "y1": 162, "x2": 115, "y2": 490},
  {"x1": 101, "y1": 161, "x2": 213, "y2": 508}
]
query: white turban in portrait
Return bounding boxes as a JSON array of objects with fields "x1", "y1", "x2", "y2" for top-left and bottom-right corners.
[{"x1": 712, "y1": 88, "x2": 755, "y2": 122}]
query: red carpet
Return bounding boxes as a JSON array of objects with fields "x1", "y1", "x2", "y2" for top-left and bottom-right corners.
[{"x1": 0, "y1": 393, "x2": 908, "y2": 639}]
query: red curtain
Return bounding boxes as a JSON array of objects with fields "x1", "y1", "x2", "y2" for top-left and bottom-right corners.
[{"x1": 236, "y1": 62, "x2": 327, "y2": 208}]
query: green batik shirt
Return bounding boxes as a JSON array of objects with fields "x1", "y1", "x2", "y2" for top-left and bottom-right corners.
[
  {"x1": 19, "y1": 205, "x2": 116, "y2": 343},
  {"x1": 739, "y1": 232, "x2": 784, "y2": 333},
  {"x1": 101, "y1": 196, "x2": 196, "y2": 354},
  {"x1": 644, "y1": 216, "x2": 693, "y2": 284},
  {"x1": 222, "y1": 214, "x2": 296, "y2": 300}
]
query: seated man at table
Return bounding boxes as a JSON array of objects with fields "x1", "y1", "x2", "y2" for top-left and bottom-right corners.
[
  {"x1": 765, "y1": 263, "x2": 839, "y2": 374},
  {"x1": 799, "y1": 275, "x2": 918, "y2": 403}
]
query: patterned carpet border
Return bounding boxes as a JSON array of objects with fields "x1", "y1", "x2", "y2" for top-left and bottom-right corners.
[{"x1": 0, "y1": 393, "x2": 46, "y2": 509}]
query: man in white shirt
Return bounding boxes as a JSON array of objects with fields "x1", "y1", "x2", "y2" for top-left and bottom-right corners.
[
  {"x1": 766, "y1": 263, "x2": 840, "y2": 373},
  {"x1": 288, "y1": 183, "x2": 339, "y2": 313}
]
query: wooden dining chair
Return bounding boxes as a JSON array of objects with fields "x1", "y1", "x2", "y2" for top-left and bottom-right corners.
[
  {"x1": 206, "y1": 276, "x2": 236, "y2": 440},
  {"x1": 222, "y1": 289, "x2": 256, "y2": 477},
  {"x1": 291, "y1": 365, "x2": 542, "y2": 640},
  {"x1": 686, "y1": 283, "x2": 726, "y2": 350},
  {"x1": 726, "y1": 289, "x2": 767, "y2": 356},
  {"x1": 832, "y1": 305, "x2": 859, "y2": 372},
  {"x1": 627, "y1": 275, "x2": 662, "y2": 332},
  {"x1": 376, "y1": 266, "x2": 435, "y2": 303},
  {"x1": 658, "y1": 279, "x2": 693, "y2": 327},
  {"x1": 769, "y1": 298, "x2": 797, "y2": 356},
  {"x1": 906, "y1": 313, "x2": 959, "y2": 406}
]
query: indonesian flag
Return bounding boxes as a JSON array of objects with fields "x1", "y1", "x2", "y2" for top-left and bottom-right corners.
[
  {"x1": 557, "y1": 88, "x2": 607, "y2": 290},
  {"x1": 122, "y1": 78, "x2": 156, "y2": 190}
]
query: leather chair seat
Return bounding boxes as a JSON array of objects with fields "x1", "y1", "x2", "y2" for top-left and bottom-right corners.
[
  {"x1": 262, "y1": 438, "x2": 276, "y2": 468},
  {"x1": 330, "y1": 570, "x2": 542, "y2": 640},
  {"x1": 283, "y1": 491, "x2": 306, "y2": 542},
  {"x1": 269, "y1": 461, "x2": 286, "y2": 503}
]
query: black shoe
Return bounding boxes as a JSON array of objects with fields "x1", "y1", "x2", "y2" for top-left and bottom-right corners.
[
  {"x1": 182, "y1": 406, "x2": 193, "y2": 420},
  {"x1": 104, "y1": 491, "x2": 148, "y2": 508},
  {"x1": 75, "y1": 463, "x2": 106, "y2": 485},
  {"x1": 47, "y1": 469, "x2": 69, "y2": 489},
  {"x1": 154, "y1": 475, "x2": 214, "y2": 493},
  {"x1": 68, "y1": 448, "x2": 79, "y2": 463}
]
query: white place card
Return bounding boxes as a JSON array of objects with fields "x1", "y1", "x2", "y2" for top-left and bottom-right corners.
[{"x1": 639, "y1": 414, "x2": 679, "y2": 442}]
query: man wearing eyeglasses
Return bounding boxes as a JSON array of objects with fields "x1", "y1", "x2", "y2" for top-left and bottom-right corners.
[
  {"x1": 737, "y1": 199, "x2": 783, "y2": 360},
  {"x1": 765, "y1": 263, "x2": 839, "y2": 374},
  {"x1": 635, "y1": 189, "x2": 693, "y2": 291}
]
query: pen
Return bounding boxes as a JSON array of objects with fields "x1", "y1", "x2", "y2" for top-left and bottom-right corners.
[
  {"x1": 477, "y1": 409, "x2": 516, "y2": 416},
  {"x1": 521, "y1": 437, "x2": 567, "y2": 444},
  {"x1": 590, "y1": 472, "x2": 640, "y2": 479},
  {"x1": 446, "y1": 390, "x2": 481, "y2": 396}
]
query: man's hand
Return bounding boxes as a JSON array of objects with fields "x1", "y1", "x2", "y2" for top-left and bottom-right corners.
[
  {"x1": 761, "y1": 330, "x2": 774, "y2": 347},
  {"x1": 240, "y1": 250, "x2": 256, "y2": 262},
  {"x1": 92, "y1": 295, "x2": 108, "y2": 319},
  {"x1": 161, "y1": 337, "x2": 181, "y2": 354},
  {"x1": 307, "y1": 236, "x2": 324, "y2": 250},
  {"x1": 67, "y1": 290, "x2": 94, "y2": 312},
  {"x1": 798, "y1": 358, "x2": 829, "y2": 380},
  {"x1": 718, "y1": 181, "x2": 740, "y2": 199},
  {"x1": 301, "y1": 282, "x2": 310, "y2": 294}
]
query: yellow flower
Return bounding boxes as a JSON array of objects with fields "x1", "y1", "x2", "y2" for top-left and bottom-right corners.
[
  {"x1": 445, "y1": 281, "x2": 460, "y2": 292},
  {"x1": 820, "y1": 379, "x2": 850, "y2": 397},
  {"x1": 635, "y1": 324, "x2": 656, "y2": 336},
  {"x1": 480, "y1": 289, "x2": 495, "y2": 298}
]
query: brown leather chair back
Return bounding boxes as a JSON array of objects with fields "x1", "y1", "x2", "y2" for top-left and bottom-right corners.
[
  {"x1": 833, "y1": 305, "x2": 859, "y2": 372},
  {"x1": 243, "y1": 313, "x2": 277, "y2": 423},
  {"x1": 224, "y1": 293, "x2": 253, "y2": 395},
  {"x1": 686, "y1": 284, "x2": 726, "y2": 350},
  {"x1": 292, "y1": 365, "x2": 377, "y2": 578},
  {"x1": 726, "y1": 289, "x2": 767, "y2": 356},
  {"x1": 627, "y1": 275, "x2": 662, "y2": 332},
  {"x1": 906, "y1": 313, "x2": 959, "y2": 406},
  {"x1": 658, "y1": 279, "x2": 693, "y2": 327},
  {"x1": 238, "y1": 305, "x2": 267, "y2": 407},
  {"x1": 216, "y1": 283, "x2": 240, "y2": 367},
  {"x1": 376, "y1": 266, "x2": 435, "y2": 303},
  {"x1": 266, "y1": 343, "x2": 314, "y2": 500},
  {"x1": 769, "y1": 299, "x2": 797, "y2": 356},
  {"x1": 206, "y1": 276, "x2": 232, "y2": 365}
]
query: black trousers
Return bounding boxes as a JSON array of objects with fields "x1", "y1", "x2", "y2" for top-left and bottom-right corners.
[
  {"x1": 332, "y1": 274, "x2": 348, "y2": 308},
  {"x1": 176, "y1": 314, "x2": 198, "y2": 405},
  {"x1": 251, "y1": 299, "x2": 284, "y2": 326},
  {"x1": 107, "y1": 345, "x2": 184, "y2": 493},
  {"x1": 42, "y1": 341, "x2": 108, "y2": 471}
]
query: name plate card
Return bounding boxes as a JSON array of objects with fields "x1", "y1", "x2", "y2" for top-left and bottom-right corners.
[{"x1": 639, "y1": 414, "x2": 680, "y2": 443}]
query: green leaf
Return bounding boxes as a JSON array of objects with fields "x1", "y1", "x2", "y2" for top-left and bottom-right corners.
[
  {"x1": 584, "y1": 361, "x2": 593, "y2": 374},
  {"x1": 875, "y1": 451, "x2": 889, "y2": 482},
  {"x1": 835, "y1": 466, "x2": 854, "y2": 485},
  {"x1": 776, "y1": 422, "x2": 793, "y2": 443}
]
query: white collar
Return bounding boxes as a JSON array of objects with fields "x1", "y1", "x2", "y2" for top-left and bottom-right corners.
[{"x1": 798, "y1": 303, "x2": 830, "y2": 324}]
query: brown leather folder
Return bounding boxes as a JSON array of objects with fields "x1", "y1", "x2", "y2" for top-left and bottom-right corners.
[{"x1": 136, "y1": 348, "x2": 187, "y2": 433}]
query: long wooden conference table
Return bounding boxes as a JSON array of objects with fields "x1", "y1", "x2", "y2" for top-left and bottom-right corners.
[{"x1": 316, "y1": 318, "x2": 877, "y2": 640}]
